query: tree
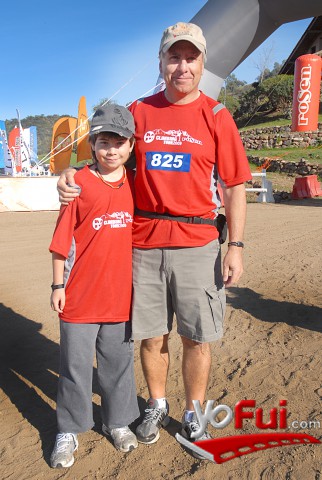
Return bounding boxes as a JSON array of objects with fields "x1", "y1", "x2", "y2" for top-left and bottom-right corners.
[
  {"x1": 258, "y1": 74, "x2": 294, "y2": 115},
  {"x1": 268, "y1": 61, "x2": 285, "y2": 78},
  {"x1": 234, "y1": 84, "x2": 266, "y2": 120},
  {"x1": 224, "y1": 73, "x2": 247, "y2": 94},
  {"x1": 234, "y1": 62, "x2": 294, "y2": 123},
  {"x1": 252, "y1": 41, "x2": 275, "y2": 84},
  {"x1": 218, "y1": 92, "x2": 240, "y2": 116},
  {"x1": 218, "y1": 74, "x2": 247, "y2": 115}
]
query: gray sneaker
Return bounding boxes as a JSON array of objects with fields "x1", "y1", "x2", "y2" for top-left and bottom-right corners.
[
  {"x1": 181, "y1": 413, "x2": 212, "y2": 459},
  {"x1": 102, "y1": 424, "x2": 138, "y2": 453},
  {"x1": 50, "y1": 433, "x2": 78, "y2": 468},
  {"x1": 136, "y1": 399, "x2": 170, "y2": 444}
]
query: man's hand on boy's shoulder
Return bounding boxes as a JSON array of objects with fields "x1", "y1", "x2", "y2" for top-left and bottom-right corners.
[{"x1": 57, "y1": 167, "x2": 80, "y2": 204}]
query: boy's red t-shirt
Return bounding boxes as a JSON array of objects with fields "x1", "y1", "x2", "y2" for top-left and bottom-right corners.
[
  {"x1": 49, "y1": 166, "x2": 134, "y2": 323},
  {"x1": 129, "y1": 91, "x2": 252, "y2": 248}
]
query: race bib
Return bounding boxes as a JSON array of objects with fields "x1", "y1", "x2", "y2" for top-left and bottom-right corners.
[{"x1": 146, "y1": 152, "x2": 191, "y2": 172}]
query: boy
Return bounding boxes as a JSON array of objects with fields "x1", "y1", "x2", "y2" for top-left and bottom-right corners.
[{"x1": 49, "y1": 103, "x2": 139, "y2": 468}]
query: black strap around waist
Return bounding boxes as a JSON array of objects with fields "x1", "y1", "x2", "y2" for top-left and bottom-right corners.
[{"x1": 134, "y1": 208, "x2": 218, "y2": 227}]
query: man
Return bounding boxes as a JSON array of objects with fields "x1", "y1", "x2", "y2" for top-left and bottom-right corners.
[{"x1": 58, "y1": 22, "x2": 252, "y2": 455}]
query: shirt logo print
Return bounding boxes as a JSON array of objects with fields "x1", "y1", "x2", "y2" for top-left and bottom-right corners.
[
  {"x1": 144, "y1": 128, "x2": 202, "y2": 146},
  {"x1": 92, "y1": 211, "x2": 133, "y2": 230}
]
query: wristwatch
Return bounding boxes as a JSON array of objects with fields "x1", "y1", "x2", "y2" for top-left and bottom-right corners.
[
  {"x1": 227, "y1": 241, "x2": 244, "y2": 248},
  {"x1": 51, "y1": 283, "x2": 65, "y2": 291}
]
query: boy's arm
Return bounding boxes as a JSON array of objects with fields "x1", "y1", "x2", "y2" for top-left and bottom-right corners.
[
  {"x1": 50, "y1": 252, "x2": 66, "y2": 313},
  {"x1": 57, "y1": 167, "x2": 79, "y2": 205}
]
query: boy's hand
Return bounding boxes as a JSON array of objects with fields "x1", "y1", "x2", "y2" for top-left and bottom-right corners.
[
  {"x1": 57, "y1": 168, "x2": 79, "y2": 204},
  {"x1": 50, "y1": 289, "x2": 65, "y2": 313}
]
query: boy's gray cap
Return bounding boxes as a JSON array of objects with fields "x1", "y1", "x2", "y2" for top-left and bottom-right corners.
[
  {"x1": 90, "y1": 104, "x2": 135, "y2": 138},
  {"x1": 159, "y1": 22, "x2": 207, "y2": 58}
]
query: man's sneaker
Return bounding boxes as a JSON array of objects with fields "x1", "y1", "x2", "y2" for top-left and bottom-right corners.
[
  {"x1": 181, "y1": 412, "x2": 212, "y2": 459},
  {"x1": 102, "y1": 424, "x2": 138, "y2": 453},
  {"x1": 50, "y1": 433, "x2": 78, "y2": 468},
  {"x1": 136, "y1": 398, "x2": 170, "y2": 444}
]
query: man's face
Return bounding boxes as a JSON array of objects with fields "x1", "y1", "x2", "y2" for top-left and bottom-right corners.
[{"x1": 159, "y1": 40, "x2": 204, "y2": 101}]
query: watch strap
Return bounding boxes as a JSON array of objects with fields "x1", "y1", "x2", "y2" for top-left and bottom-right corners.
[{"x1": 228, "y1": 241, "x2": 244, "y2": 248}]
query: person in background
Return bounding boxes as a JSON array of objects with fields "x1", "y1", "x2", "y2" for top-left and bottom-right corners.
[
  {"x1": 49, "y1": 104, "x2": 139, "y2": 468},
  {"x1": 57, "y1": 22, "x2": 252, "y2": 458}
]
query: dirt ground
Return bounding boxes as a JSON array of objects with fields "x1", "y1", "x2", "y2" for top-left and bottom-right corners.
[{"x1": 0, "y1": 200, "x2": 321, "y2": 480}]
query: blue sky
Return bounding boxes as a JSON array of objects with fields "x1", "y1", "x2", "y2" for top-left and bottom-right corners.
[{"x1": 1, "y1": 1, "x2": 312, "y2": 121}]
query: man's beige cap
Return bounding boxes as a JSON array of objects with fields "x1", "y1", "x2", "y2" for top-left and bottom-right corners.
[{"x1": 159, "y1": 22, "x2": 207, "y2": 58}]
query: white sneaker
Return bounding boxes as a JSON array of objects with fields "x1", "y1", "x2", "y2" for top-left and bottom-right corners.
[
  {"x1": 50, "y1": 433, "x2": 78, "y2": 468},
  {"x1": 102, "y1": 424, "x2": 138, "y2": 452},
  {"x1": 136, "y1": 398, "x2": 170, "y2": 444}
]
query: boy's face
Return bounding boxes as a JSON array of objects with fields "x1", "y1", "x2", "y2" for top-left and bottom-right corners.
[{"x1": 92, "y1": 132, "x2": 133, "y2": 174}]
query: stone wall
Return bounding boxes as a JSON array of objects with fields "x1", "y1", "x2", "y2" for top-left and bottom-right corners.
[
  {"x1": 247, "y1": 156, "x2": 322, "y2": 177},
  {"x1": 241, "y1": 123, "x2": 322, "y2": 150},
  {"x1": 241, "y1": 124, "x2": 322, "y2": 177}
]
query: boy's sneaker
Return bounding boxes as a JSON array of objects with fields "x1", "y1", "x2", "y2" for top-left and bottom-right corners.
[
  {"x1": 136, "y1": 398, "x2": 170, "y2": 444},
  {"x1": 181, "y1": 412, "x2": 212, "y2": 459},
  {"x1": 50, "y1": 433, "x2": 78, "y2": 468},
  {"x1": 102, "y1": 424, "x2": 138, "y2": 453}
]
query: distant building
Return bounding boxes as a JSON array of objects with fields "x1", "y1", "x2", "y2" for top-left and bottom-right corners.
[{"x1": 279, "y1": 16, "x2": 322, "y2": 75}]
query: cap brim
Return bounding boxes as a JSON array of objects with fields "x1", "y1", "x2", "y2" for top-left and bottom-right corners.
[
  {"x1": 161, "y1": 36, "x2": 206, "y2": 56},
  {"x1": 89, "y1": 124, "x2": 133, "y2": 138}
]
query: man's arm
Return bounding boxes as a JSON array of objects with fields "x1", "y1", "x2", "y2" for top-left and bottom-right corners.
[
  {"x1": 57, "y1": 167, "x2": 79, "y2": 204},
  {"x1": 222, "y1": 183, "x2": 247, "y2": 287}
]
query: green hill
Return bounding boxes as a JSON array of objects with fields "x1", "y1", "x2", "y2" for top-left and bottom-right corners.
[{"x1": 5, "y1": 114, "x2": 72, "y2": 157}]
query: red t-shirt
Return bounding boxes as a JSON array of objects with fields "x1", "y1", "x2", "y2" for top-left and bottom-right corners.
[
  {"x1": 49, "y1": 166, "x2": 134, "y2": 323},
  {"x1": 129, "y1": 91, "x2": 251, "y2": 248}
]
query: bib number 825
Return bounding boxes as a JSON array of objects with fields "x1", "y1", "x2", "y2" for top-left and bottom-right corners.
[{"x1": 146, "y1": 152, "x2": 191, "y2": 172}]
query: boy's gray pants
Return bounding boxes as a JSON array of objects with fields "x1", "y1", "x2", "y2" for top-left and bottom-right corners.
[{"x1": 57, "y1": 320, "x2": 139, "y2": 433}]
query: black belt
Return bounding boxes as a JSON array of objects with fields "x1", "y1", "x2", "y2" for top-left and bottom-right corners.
[
  {"x1": 134, "y1": 209, "x2": 227, "y2": 243},
  {"x1": 134, "y1": 208, "x2": 217, "y2": 225}
]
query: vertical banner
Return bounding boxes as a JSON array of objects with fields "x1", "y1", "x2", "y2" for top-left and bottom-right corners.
[
  {"x1": 24, "y1": 126, "x2": 38, "y2": 163},
  {"x1": 9, "y1": 127, "x2": 22, "y2": 172},
  {"x1": 0, "y1": 121, "x2": 15, "y2": 175},
  {"x1": 291, "y1": 54, "x2": 322, "y2": 132},
  {"x1": 76, "y1": 96, "x2": 92, "y2": 162},
  {"x1": 16, "y1": 110, "x2": 31, "y2": 172},
  {"x1": 50, "y1": 117, "x2": 77, "y2": 174},
  {"x1": 0, "y1": 120, "x2": 5, "y2": 169},
  {"x1": 29, "y1": 126, "x2": 38, "y2": 162}
]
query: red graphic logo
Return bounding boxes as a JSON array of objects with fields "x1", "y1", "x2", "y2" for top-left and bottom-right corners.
[{"x1": 175, "y1": 399, "x2": 321, "y2": 463}]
